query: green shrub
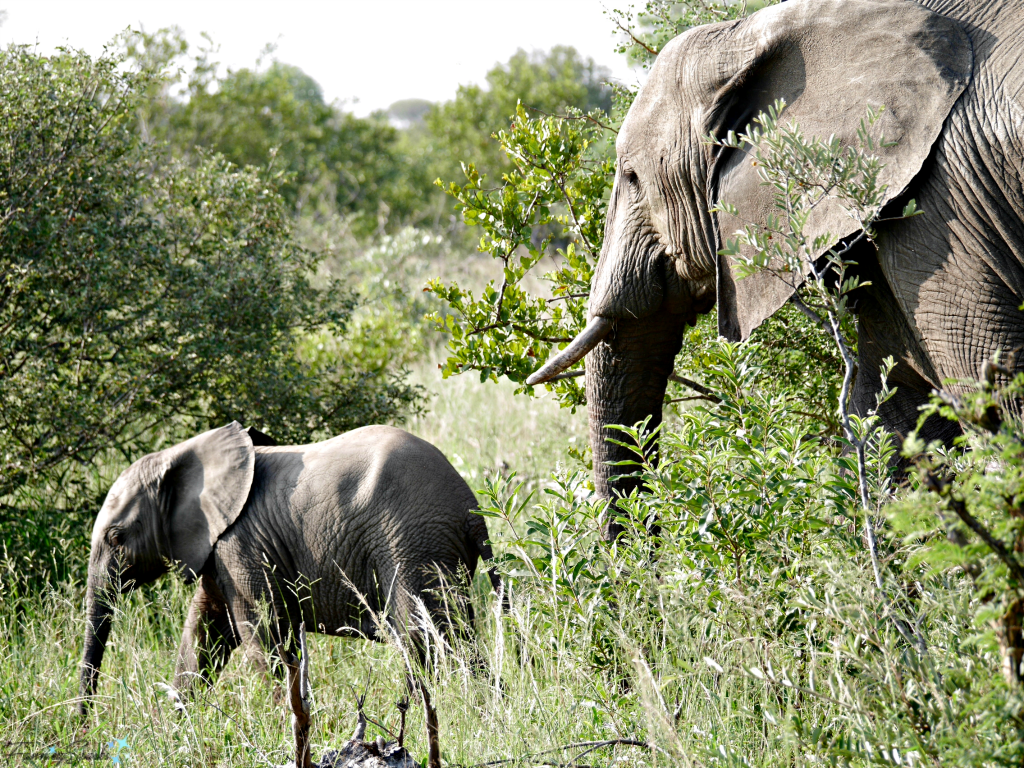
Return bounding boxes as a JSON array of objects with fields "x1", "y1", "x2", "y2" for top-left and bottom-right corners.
[{"x1": 0, "y1": 45, "x2": 420, "y2": 582}]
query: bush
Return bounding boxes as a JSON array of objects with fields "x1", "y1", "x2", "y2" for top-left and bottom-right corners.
[
  {"x1": 0, "y1": 45, "x2": 420, "y2": 581},
  {"x1": 479, "y1": 342, "x2": 1024, "y2": 766}
]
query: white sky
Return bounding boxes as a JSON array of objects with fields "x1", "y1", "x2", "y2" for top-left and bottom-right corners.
[{"x1": 2, "y1": 1, "x2": 643, "y2": 115}]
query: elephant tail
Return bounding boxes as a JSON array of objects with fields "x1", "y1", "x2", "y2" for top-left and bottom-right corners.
[{"x1": 464, "y1": 512, "x2": 504, "y2": 605}]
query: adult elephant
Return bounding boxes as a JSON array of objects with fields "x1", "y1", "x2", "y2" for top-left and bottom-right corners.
[
  {"x1": 528, "y1": 0, "x2": 1024, "y2": 539},
  {"x1": 78, "y1": 422, "x2": 495, "y2": 715}
]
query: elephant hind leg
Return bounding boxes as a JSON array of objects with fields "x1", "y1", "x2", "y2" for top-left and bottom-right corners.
[
  {"x1": 173, "y1": 574, "x2": 240, "y2": 696},
  {"x1": 465, "y1": 512, "x2": 503, "y2": 599}
]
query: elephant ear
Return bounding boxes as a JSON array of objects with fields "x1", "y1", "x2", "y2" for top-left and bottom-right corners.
[
  {"x1": 160, "y1": 421, "x2": 255, "y2": 579},
  {"x1": 710, "y1": 0, "x2": 972, "y2": 341}
]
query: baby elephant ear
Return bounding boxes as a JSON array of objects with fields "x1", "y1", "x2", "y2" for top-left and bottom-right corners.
[
  {"x1": 161, "y1": 421, "x2": 255, "y2": 579},
  {"x1": 710, "y1": 0, "x2": 971, "y2": 341}
]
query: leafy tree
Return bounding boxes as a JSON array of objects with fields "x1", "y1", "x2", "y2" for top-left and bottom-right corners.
[
  {"x1": 606, "y1": 0, "x2": 768, "y2": 70},
  {"x1": 386, "y1": 98, "x2": 433, "y2": 126},
  {"x1": 427, "y1": 104, "x2": 613, "y2": 409},
  {"x1": 424, "y1": 46, "x2": 614, "y2": 181},
  {"x1": 123, "y1": 29, "x2": 429, "y2": 233},
  {"x1": 0, "y1": 45, "x2": 419, "y2": 510}
]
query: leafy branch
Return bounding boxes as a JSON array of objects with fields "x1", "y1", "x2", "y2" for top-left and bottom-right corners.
[{"x1": 426, "y1": 103, "x2": 614, "y2": 405}]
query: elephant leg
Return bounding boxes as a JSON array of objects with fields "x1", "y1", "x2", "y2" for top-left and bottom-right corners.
[
  {"x1": 227, "y1": 601, "x2": 288, "y2": 680},
  {"x1": 173, "y1": 574, "x2": 239, "y2": 697},
  {"x1": 854, "y1": 280, "x2": 961, "y2": 450},
  {"x1": 226, "y1": 607, "x2": 295, "y2": 706}
]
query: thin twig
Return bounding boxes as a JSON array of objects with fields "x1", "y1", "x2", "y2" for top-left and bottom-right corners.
[
  {"x1": 545, "y1": 293, "x2": 589, "y2": 304},
  {"x1": 668, "y1": 373, "x2": 722, "y2": 403},
  {"x1": 611, "y1": 17, "x2": 658, "y2": 56},
  {"x1": 469, "y1": 322, "x2": 572, "y2": 344},
  {"x1": 927, "y1": 473, "x2": 1024, "y2": 585},
  {"x1": 525, "y1": 106, "x2": 618, "y2": 135}
]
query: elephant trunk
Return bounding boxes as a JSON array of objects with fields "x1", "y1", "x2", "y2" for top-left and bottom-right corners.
[
  {"x1": 586, "y1": 304, "x2": 686, "y2": 541},
  {"x1": 78, "y1": 569, "x2": 114, "y2": 716}
]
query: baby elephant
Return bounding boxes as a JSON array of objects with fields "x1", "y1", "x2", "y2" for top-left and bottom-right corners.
[{"x1": 78, "y1": 422, "x2": 495, "y2": 714}]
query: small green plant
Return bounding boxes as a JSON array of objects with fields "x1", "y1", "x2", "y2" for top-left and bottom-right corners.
[{"x1": 896, "y1": 358, "x2": 1024, "y2": 692}]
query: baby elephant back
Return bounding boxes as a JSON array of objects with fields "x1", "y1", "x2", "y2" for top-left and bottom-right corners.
[{"x1": 287, "y1": 426, "x2": 487, "y2": 634}]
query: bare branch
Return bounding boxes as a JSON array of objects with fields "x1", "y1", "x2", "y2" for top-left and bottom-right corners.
[
  {"x1": 611, "y1": 17, "x2": 658, "y2": 56},
  {"x1": 668, "y1": 373, "x2": 722, "y2": 403},
  {"x1": 284, "y1": 622, "x2": 313, "y2": 768},
  {"x1": 470, "y1": 739, "x2": 658, "y2": 767},
  {"x1": 418, "y1": 680, "x2": 441, "y2": 768}
]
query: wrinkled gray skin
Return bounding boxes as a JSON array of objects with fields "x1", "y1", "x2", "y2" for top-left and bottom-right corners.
[
  {"x1": 529, "y1": 0, "x2": 1024, "y2": 540},
  {"x1": 78, "y1": 422, "x2": 493, "y2": 715}
]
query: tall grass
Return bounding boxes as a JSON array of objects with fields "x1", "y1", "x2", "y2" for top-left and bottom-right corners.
[
  {"x1": 0, "y1": 355, "x2": 590, "y2": 767},
  {"x1": 2, "y1": 328, "x2": 1020, "y2": 767},
  {"x1": 405, "y1": 356, "x2": 588, "y2": 496}
]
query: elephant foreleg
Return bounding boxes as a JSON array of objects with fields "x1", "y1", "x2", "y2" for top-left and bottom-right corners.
[
  {"x1": 173, "y1": 574, "x2": 239, "y2": 697},
  {"x1": 854, "y1": 278, "x2": 961, "y2": 450}
]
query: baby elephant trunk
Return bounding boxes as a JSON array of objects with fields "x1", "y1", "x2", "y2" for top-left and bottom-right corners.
[{"x1": 79, "y1": 578, "x2": 114, "y2": 717}]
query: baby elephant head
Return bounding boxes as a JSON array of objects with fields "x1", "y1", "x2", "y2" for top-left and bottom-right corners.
[{"x1": 78, "y1": 421, "x2": 255, "y2": 716}]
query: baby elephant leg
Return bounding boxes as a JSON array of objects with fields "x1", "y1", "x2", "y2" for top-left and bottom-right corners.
[{"x1": 174, "y1": 574, "x2": 240, "y2": 697}]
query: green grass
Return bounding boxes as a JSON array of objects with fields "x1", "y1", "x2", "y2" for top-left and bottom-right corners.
[
  {"x1": 0, "y1": 360, "x2": 598, "y2": 768},
  {"x1": 404, "y1": 356, "x2": 589, "y2": 496},
  {"x1": 0, "y1": 525, "x2": 797, "y2": 768},
  {"x1": 3, "y1": 343, "x2": 1013, "y2": 768}
]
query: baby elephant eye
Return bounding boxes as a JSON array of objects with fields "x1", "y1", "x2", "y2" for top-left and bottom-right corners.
[{"x1": 107, "y1": 529, "x2": 124, "y2": 547}]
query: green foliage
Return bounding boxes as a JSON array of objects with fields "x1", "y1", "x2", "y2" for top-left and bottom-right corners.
[
  {"x1": 485, "y1": 339, "x2": 847, "y2": 632},
  {"x1": 894, "y1": 366, "x2": 1024, "y2": 688},
  {"x1": 712, "y1": 100, "x2": 911, "y2": 553},
  {"x1": 0, "y1": 45, "x2": 420, "y2": 580},
  {"x1": 301, "y1": 222, "x2": 451, "y2": 372},
  {"x1": 424, "y1": 46, "x2": 613, "y2": 181},
  {"x1": 477, "y1": 339, "x2": 1024, "y2": 766},
  {"x1": 124, "y1": 29, "x2": 429, "y2": 233},
  {"x1": 675, "y1": 304, "x2": 843, "y2": 435},
  {"x1": 427, "y1": 104, "x2": 613, "y2": 407}
]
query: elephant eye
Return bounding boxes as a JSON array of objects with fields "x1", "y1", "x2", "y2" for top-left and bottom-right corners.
[{"x1": 107, "y1": 529, "x2": 124, "y2": 547}]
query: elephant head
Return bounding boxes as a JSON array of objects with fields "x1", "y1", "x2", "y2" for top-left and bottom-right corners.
[
  {"x1": 528, "y1": 0, "x2": 970, "y2": 539},
  {"x1": 78, "y1": 422, "x2": 255, "y2": 715}
]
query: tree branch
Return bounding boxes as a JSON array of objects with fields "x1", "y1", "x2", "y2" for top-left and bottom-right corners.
[
  {"x1": 470, "y1": 739, "x2": 658, "y2": 767},
  {"x1": 611, "y1": 18, "x2": 659, "y2": 56},
  {"x1": 668, "y1": 373, "x2": 722, "y2": 403},
  {"x1": 468, "y1": 322, "x2": 572, "y2": 344},
  {"x1": 524, "y1": 106, "x2": 618, "y2": 135},
  {"x1": 927, "y1": 471, "x2": 1024, "y2": 585}
]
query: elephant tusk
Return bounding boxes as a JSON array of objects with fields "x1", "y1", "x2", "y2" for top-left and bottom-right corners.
[{"x1": 526, "y1": 316, "x2": 614, "y2": 386}]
